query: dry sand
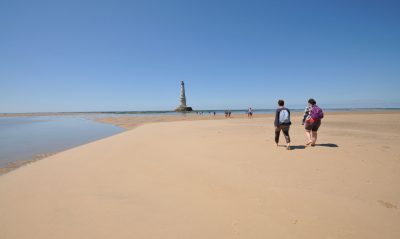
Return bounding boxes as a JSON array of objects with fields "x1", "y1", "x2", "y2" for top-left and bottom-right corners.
[{"x1": 0, "y1": 111, "x2": 399, "y2": 239}]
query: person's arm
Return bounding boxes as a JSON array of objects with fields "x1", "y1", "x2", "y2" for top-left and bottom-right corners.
[
  {"x1": 302, "y1": 107, "x2": 308, "y2": 124},
  {"x1": 274, "y1": 109, "x2": 279, "y2": 127}
]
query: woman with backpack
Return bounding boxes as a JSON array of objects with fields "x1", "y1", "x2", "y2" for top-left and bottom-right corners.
[{"x1": 303, "y1": 98, "x2": 324, "y2": 146}]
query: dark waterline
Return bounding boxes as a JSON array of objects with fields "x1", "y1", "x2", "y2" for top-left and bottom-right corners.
[{"x1": 0, "y1": 116, "x2": 124, "y2": 168}]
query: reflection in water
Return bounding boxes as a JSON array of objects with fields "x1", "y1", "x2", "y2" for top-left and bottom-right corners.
[{"x1": 0, "y1": 116, "x2": 124, "y2": 167}]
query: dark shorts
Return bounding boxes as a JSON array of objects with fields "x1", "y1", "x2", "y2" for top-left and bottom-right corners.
[{"x1": 305, "y1": 119, "x2": 321, "y2": 131}]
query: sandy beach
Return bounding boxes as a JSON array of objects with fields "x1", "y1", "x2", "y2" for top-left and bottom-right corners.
[
  {"x1": 95, "y1": 112, "x2": 268, "y2": 129},
  {"x1": 0, "y1": 111, "x2": 399, "y2": 238}
]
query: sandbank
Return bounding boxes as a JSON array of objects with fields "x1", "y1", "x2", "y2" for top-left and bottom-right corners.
[{"x1": 0, "y1": 111, "x2": 399, "y2": 238}]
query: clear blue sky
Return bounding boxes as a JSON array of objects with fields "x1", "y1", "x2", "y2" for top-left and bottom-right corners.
[{"x1": 1, "y1": 0, "x2": 399, "y2": 112}]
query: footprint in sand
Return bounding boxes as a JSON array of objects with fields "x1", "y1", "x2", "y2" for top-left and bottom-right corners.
[
  {"x1": 377, "y1": 200, "x2": 397, "y2": 209},
  {"x1": 231, "y1": 220, "x2": 240, "y2": 235}
]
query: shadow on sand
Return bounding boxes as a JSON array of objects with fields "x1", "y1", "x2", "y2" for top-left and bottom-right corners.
[
  {"x1": 290, "y1": 145, "x2": 306, "y2": 150},
  {"x1": 278, "y1": 143, "x2": 338, "y2": 150},
  {"x1": 313, "y1": 143, "x2": 339, "y2": 148},
  {"x1": 277, "y1": 145, "x2": 306, "y2": 150}
]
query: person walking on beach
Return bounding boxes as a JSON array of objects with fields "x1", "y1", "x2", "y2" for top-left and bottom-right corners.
[
  {"x1": 248, "y1": 107, "x2": 253, "y2": 119},
  {"x1": 303, "y1": 98, "x2": 324, "y2": 146},
  {"x1": 274, "y1": 100, "x2": 291, "y2": 150}
]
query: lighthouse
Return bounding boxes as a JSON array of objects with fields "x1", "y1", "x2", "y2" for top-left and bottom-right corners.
[{"x1": 175, "y1": 81, "x2": 193, "y2": 112}]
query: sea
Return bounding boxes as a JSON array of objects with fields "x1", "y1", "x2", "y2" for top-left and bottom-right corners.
[{"x1": 0, "y1": 115, "x2": 123, "y2": 168}]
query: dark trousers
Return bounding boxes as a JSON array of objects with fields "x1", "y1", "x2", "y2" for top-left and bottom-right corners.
[{"x1": 275, "y1": 124, "x2": 291, "y2": 144}]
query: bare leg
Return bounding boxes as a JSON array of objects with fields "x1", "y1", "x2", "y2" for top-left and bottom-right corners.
[
  {"x1": 305, "y1": 130, "x2": 312, "y2": 145},
  {"x1": 312, "y1": 131, "x2": 318, "y2": 145}
]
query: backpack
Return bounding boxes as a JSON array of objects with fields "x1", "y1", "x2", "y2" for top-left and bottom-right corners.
[
  {"x1": 279, "y1": 109, "x2": 291, "y2": 124},
  {"x1": 310, "y1": 106, "x2": 324, "y2": 120}
]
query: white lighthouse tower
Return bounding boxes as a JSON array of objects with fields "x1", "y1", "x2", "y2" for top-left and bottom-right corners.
[{"x1": 175, "y1": 81, "x2": 193, "y2": 112}]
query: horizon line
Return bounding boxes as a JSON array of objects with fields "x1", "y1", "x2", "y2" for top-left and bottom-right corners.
[{"x1": 1, "y1": 107, "x2": 400, "y2": 115}]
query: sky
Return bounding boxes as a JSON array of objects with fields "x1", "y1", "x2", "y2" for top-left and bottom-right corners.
[{"x1": 1, "y1": 0, "x2": 400, "y2": 112}]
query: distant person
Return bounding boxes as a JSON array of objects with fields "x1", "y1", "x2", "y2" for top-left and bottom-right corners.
[
  {"x1": 274, "y1": 100, "x2": 291, "y2": 150},
  {"x1": 248, "y1": 107, "x2": 253, "y2": 119},
  {"x1": 303, "y1": 98, "x2": 324, "y2": 146},
  {"x1": 213, "y1": 112, "x2": 216, "y2": 116},
  {"x1": 228, "y1": 111, "x2": 232, "y2": 118}
]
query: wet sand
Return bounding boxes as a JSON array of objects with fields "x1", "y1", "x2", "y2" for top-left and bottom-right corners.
[
  {"x1": 0, "y1": 153, "x2": 55, "y2": 175},
  {"x1": 0, "y1": 111, "x2": 399, "y2": 238},
  {"x1": 95, "y1": 110, "x2": 400, "y2": 129},
  {"x1": 95, "y1": 113, "x2": 260, "y2": 129}
]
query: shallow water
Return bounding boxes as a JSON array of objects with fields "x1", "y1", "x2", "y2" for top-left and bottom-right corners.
[{"x1": 0, "y1": 116, "x2": 123, "y2": 167}]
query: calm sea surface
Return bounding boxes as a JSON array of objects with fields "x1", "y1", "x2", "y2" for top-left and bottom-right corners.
[{"x1": 0, "y1": 116, "x2": 123, "y2": 167}]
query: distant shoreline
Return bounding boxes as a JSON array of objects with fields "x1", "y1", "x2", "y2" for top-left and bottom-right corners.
[{"x1": 1, "y1": 108, "x2": 399, "y2": 118}]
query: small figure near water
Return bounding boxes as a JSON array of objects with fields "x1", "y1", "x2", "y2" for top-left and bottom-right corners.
[
  {"x1": 274, "y1": 100, "x2": 291, "y2": 150},
  {"x1": 247, "y1": 107, "x2": 253, "y2": 119}
]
